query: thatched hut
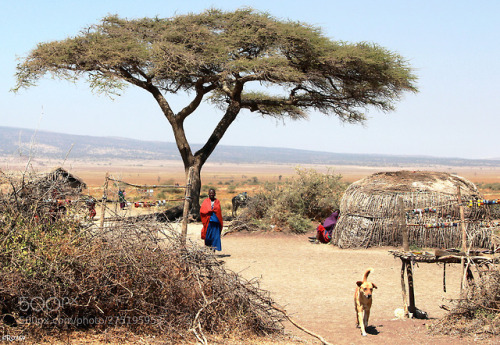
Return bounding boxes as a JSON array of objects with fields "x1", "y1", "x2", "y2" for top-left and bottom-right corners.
[
  {"x1": 332, "y1": 171, "x2": 493, "y2": 249},
  {"x1": 43, "y1": 167, "x2": 87, "y2": 194},
  {"x1": 17, "y1": 167, "x2": 87, "y2": 200}
]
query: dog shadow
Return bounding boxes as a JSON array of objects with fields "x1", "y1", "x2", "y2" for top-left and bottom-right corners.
[{"x1": 366, "y1": 325, "x2": 379, "y2": 335}]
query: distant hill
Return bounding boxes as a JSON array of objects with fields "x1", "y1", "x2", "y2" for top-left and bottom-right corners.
[{"x1": 1, "y1": 126, "x2": 500, "y2": 167}]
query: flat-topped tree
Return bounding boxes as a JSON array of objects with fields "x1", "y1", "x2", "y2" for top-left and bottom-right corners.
[{"x1": 14, "y1": 8, "x2": 417, "y2": 212}]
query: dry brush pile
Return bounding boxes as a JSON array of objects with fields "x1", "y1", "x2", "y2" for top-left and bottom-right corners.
[
  {"x1": 430, "y1": 266, "x2": 500, "y2": 340},
  {"x1": 0, "y1": 170, "x2": 284, "y2": 342}
]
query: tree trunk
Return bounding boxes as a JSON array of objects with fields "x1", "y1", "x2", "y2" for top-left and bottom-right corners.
[{"x1": 188, "y1": 164, "x2": 202, "y2": 217}]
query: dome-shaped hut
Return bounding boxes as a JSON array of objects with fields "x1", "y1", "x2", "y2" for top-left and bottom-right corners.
[{"x1": 332, "y1": 171, "x2": 491, "y2": 249}]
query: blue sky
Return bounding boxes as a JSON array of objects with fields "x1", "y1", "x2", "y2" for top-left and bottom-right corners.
[{"x1": 1, "y1": 0, "x2": 499, "y2": 159}]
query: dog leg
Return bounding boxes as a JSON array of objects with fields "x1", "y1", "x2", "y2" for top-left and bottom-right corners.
[
  {"x1": 354, "y1": 302, "x2": 359, "y2": 327},
  {"x1": 357, "y1": 309, "x2": 367, "y2": 336},
  {"x1": 364, "y1": 309, "x2": 370, "y2": 333}
]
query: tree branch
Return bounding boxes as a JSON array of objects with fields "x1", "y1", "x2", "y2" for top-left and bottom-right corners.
[
  {"x1": 177, "y1": 80, "x2": 217, "y2": 122},
  {"x1": 118, "y1": 67, "x2": 176, "y2": 123},
  {"x1": 194, "y1": 79, "x2": 244, "y2": 166},
  {"x1": 271, "y1": 303, "x2": 334, "y2": 345},
  {"x1": 118, "y1": 66, "x2": 195, "y2": 168}
]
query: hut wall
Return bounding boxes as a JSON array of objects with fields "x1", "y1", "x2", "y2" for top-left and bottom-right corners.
[{"x1": 333, "y1": 189, "x2": 492, "y2": 249}]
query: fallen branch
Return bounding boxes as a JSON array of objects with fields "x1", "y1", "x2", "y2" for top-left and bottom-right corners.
[{"x1": 271, "y1": 304, "x2": 333, "y2": 345}]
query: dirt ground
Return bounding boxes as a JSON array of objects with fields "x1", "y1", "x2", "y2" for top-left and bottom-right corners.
[
  {"x1": 25, "y1": 224, "x2": 499, "y2": 345},
  {"x1": 184, "y1": 225, "x2": 498, "y2": 345}
]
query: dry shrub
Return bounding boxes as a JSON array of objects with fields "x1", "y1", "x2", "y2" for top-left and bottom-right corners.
[
  {"x1": 230, "y1": 168, "x2": 347, "y2": 233},
  {"x1": 0, "y1": 171, "x2": 284, "y2": 342},
  {"x1": 430, "y1": 266, "x2": 500, "y2": 340}
]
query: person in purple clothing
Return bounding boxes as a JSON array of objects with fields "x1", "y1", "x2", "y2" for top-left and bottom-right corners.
[{"x1": 316, "y1": 209, "x2": 340, "y2": 243}]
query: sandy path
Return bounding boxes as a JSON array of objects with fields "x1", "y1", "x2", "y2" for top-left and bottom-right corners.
[{"x1": 183, "y1": 225, "x2": 497, "y2": 345}]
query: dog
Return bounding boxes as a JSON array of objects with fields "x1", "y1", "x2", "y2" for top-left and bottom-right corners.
[{"x1": 354, "y1": 268, "x2": 377, "y2": 336}]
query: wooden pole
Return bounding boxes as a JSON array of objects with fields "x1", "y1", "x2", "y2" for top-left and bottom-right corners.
[
  {"x1": 398, "y1": 196, "x2": 409, "y2": 252},
  {"x1": 457, "y1": 185, "x2": 467, "y2": 294},
  {"x1": 271, "y1": 304, "x2": 334, "y2": 345},
  {"x1": 443, "y1": 263, "x2": 447, "y2": 293},
  {"x1": 457, "y1": 186, "x2": 467, "y2": 253},
  {"x1": 99, "y1": 172, "x2": 109, "y2": 229},
  {"x1": 181, "y1": 167, "x2": 194, "y2": 245},
  {"x1": 406, "y1": 260, "x2": 417, "y2": 315},
  {"x1": 401, "y1": 260, "x2": 409, "y2": 316}
]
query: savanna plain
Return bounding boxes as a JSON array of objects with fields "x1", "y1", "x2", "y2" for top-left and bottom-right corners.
[{"x1": 2, "y1": 158, "x2": 500, "y2": 344}]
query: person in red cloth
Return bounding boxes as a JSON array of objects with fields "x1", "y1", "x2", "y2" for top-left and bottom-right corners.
[
  {"x1": 316, "y1": 209, "x2": 340, "y2": 243},
  {"x1": 200, "y1": 188, "x2": 224, "y2": 251},
  {"x1": 86, "y1": 197, "x2": 97, "y2": 220}
]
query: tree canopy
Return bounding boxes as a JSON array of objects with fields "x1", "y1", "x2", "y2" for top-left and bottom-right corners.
[{"x1": 14, "y1": 8, "x2": 417, "y2": 210}]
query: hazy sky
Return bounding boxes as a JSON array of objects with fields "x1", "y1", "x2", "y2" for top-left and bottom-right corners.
[{"x1": 1, "y1": 1, "x2": 499, "y2": 160}]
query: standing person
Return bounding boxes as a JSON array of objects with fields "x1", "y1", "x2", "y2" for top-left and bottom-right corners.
[
  {"x1": 118, "y1": 189, "x2": 126, "y2": 209},
  {"x1": 86, "y1": 197, "x2": 97, "y2": 220},
  {"x1": 200, "y1": 188, "x2": 223, "y2": 251}
]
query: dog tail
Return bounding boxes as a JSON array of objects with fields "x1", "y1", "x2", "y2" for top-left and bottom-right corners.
[{"x1": 363, "y1": 268, "x2": 374, "y2": 282}]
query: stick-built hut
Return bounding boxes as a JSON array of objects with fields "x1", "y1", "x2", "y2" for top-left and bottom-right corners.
[
  {"x1": 36, "y1": 167, "x2": 87, "y2": 196},
  {"x1": 332, "y1": 171, "x2": 495, "y2": 249},
  {"x1": 16, "y1": 167, "x2": 87, "y2": 200}
]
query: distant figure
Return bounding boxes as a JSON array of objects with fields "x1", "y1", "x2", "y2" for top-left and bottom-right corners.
[
  {"x1": 118, "y1": 189, "x2": 126, "y2": 209},
  {"x1": 84, "y1": 197, "x2": 97, "y2": 220},
  {"x1": 200, "y1": 188, "x2": 224, "y2": 251},
  {"x1": 231, "y1": 192, "x2": 249, "y2": 217}
]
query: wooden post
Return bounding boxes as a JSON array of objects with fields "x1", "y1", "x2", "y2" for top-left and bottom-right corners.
[
  {"x1": 456, "y1": 186, "x2": 467, "y2": 253},
  {"x1": 398, "y1": 196, "x2": 409, "y2": 252},
  {"x1": 406, "y1": 260, "x2": 417, "y2": 315},
  {"x1": 99, "y1": 172, "x2": 109, "y2": 230},
  {"x1": 457, "y1": 185, "x2": 467, "y2": 293},
  {"x1": 180, "y1": 167, "x2": 194, "y2": 245},
  {"x1": 460, "y1": 256, "x2": 465, "y2": 294},
  {"x1": 443, "y1": 263, "x2": 447, "y2": 293},
  {"x1": 401, "y1": 260, "x2": 409, "y2": 316}
]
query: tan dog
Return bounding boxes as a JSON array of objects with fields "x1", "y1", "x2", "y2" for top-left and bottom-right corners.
[{"x1": 354, "y1": 268, "x2": 377, "y2": 336}]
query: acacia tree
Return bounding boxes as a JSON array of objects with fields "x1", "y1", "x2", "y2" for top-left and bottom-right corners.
[{"x1": 14, "y1": 8, "x2": 417, "y2": 211}]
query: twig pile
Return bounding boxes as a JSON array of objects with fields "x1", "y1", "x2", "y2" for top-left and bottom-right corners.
[
  {"x1": 430, "y1": 266, "x2": 500, "y2": 340},
  {"x1": 0, "y1": 171, "x2": 284, "y2": 342}
]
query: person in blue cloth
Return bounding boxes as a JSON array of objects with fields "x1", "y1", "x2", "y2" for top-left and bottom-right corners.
[
  {"x1": 118, "y1": 189, "x2": 126, "y2": 209},
  {"x1": 200, "y1": 188, "x2": 224, "y2": 251}
]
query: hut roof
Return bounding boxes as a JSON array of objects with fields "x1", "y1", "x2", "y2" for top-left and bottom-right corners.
[
  {"x1": 21, "y1": 167, "x2": 88, "y2": 198},
  {"x1": 45, "y1": 167, "x2": 87, "y2": 190},
  {"x1": 348, "y1": 170, "x2": 479, "y2": 196}
]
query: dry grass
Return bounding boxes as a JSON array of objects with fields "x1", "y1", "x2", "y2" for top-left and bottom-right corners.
[{"x1": 3, "y1": 157, "x2": 500, "y2": 199}]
